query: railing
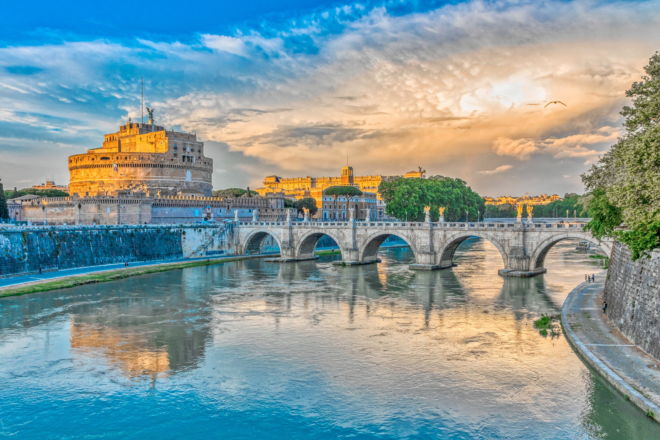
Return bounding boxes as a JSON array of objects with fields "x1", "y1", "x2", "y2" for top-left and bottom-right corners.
[{"x1": 237, "y1": 220, "x2": 586, "y2": 230}]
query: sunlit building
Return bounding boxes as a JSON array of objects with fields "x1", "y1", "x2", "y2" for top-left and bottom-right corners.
[{"x1": 256, "y1": 166, "x2": 424, "y2": 219}]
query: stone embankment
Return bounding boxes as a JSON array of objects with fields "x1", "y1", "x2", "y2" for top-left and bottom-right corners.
[
  {"x1": 0, "y1": 224, "x2": 235, "y2": 277},
  {"x1": 562, "y1": 242, "x2": 660, "y2": 421},
  {"x1": 603, "y1": 243, "x2": 659, "y2": 359}
]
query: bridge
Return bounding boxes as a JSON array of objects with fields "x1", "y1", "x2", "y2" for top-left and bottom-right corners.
[{"x1": 232, "y1": 218, "x2": 613, "y2": 277}]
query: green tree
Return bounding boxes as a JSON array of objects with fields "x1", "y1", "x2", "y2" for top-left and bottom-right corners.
[
  {"x1": 582, "y1": 52, "x2": 660, "y2": 259},
  {"x1": 4, "y1": 188, "x2": 69, "y2": 198},
  {"x1": 213, "y1": 188, "x2": 258, "y2": 198},
  {"x1": 294, "y1": 197, "x2": 318, "y2": 216},
  {"x1": 0, "y1": 180, "x2": 9, "y2": 220},
  {"x1": 379, "y1": 176, "x2": 484, "y2": 222},
  {"x1": 324, "y1": 186, "x2": 362, "y2": 220}
]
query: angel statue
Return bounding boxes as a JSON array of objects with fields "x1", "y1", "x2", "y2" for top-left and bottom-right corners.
[
  {"x1": 438, "y1": 207, "x2": 446, "y2": 221},
  {"x1": 526, "y1": 204, "x2": 534, "y2": 222},
  {"x1": 146, "y1": 106, "x2": 155, "y2": 124},
  {"x1": 516, "y1": 204, "x2": 523, "y2": 222},
  {"x1": 424, "y1": 206, "x2": 431, "y2": 222}
]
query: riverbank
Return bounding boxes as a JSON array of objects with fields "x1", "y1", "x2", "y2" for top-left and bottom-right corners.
[
  {"x1": 561, "y1": 273, "x2": 660, "y2": 422},
  {"x1": 0, "y1": 255, "x2": 271, "y2": 299}
]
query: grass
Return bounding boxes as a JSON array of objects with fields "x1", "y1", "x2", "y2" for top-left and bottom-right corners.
[
  {"x1": 589, "y1": 254, "x2": 609, "y2": 268},
  {"x1": 646, "y1": 409, "x2": 655, "y2": 419},
  {"x1": 0, "y1": 256, "x2": 251, "y2": 299},
  {"x1": 314, "y1": 248, "x2": 341, "y2": 256},
  {"x1": 533, "y1": 314, "x2": 562, "y2": 338}
]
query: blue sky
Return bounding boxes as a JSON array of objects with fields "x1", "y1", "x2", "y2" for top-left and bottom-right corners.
[{"x1": 1, "y1": 0, "x2": 659, "y2": 194}]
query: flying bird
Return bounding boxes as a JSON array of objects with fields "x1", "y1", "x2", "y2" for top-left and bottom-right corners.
[{"x1": 544, "y1": 100, "x2": 567, "y2": 108}]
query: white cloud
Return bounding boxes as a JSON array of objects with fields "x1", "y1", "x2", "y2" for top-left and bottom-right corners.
[
  {"x1": 201, "y1": 34, "x2": 247, "y2": 56},
  {"x1": 478, "y1": 164, "x2": 513, "y2": 175}
]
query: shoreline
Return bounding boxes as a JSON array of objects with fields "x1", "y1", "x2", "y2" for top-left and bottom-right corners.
[
  {"x1": 0, "y1": 254, "x2": 274, "y2": 299},
  {"x1": 561, "y1": 274, "x2": 660, "y2": 422}
]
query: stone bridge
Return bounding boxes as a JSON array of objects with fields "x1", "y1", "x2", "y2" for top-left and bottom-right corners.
[{"x1": 233, "y1": 219, "x2": 613, "y2": 277}]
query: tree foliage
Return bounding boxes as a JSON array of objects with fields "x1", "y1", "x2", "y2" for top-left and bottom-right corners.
[
  {"x1": 484, "y1": 193, "x2": 588, "y2": 219},
  {"x1": 294, "y1": 197, "x2": 317, "y2": 215},
  {"x1": 213, "y1": 188, "x2": 258, "y2": 198},
  {"x1": 4, "y1": 188, "x2": 69, "y2": 198},
  {"x1": 0, "y1": 181, "x2": 9, "y2": 220},
  {"x1": 379, "y1": 176, "x2": 484, "y2": 222},
  {"x1": 582, "y1": 52, "x2": 660, "y2": 259},
  {"x1": 324, "y1": 186, "x2": 363, "y2": 197}
]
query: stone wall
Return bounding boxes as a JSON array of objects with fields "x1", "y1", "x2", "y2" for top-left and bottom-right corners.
[
  {"x1": 0, "y1": 224, "x2": 235, "y2": 277},
  {"x1": 603, "y1": 241, "x2": 659, "y2": 360}
]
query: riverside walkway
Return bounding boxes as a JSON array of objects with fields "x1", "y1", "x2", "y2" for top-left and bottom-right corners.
[{"x1": 562, "y1": 273, "x2": 660, "y2": 421}]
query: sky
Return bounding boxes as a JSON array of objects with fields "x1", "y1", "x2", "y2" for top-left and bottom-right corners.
[{"x1": 0, "y1": 0, "x2": 659, "y2": 196}]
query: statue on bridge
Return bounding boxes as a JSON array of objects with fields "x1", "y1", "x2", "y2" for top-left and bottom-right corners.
[
  {"x1": 516, "y1": 204, "x2": 523, "y2": 223},
  {"x1": 526, "y1": 205, "x2": 534, "y2": 223},
  {"x1": 438, "y1": 207, "x2": 445, "y2": 222},
  {"x1": 252, "y1": 209, "x2": 259, "y2": 222},
  {"x1": 303, "y1": 207, "x2": 310, "y2": 222},
  {"x1": 424, "y1": 206, "x2": 431, "y2": 223}
]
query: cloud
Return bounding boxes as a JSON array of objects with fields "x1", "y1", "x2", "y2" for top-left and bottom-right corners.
[
  {"x1": 478, "y1": 164, "x2": 513, "y2": 175},
  {"x1": 492, "y1": 138, "x2": 539, "y2": 159},
  {"x1": 0, "y1": 0, "x2": 658, "y2": 195},
  {"x1": 201, "y1": 34, "x2": 247, "y2": 56}
]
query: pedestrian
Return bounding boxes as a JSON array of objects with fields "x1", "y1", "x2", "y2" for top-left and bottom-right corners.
[{"x1": 603, "y1": 301, "x2": 608, "y2": 313}]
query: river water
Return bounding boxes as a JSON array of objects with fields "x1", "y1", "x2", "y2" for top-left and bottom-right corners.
[{"x1": 0, "y1": 239, "x2": 658, "y2": 439}]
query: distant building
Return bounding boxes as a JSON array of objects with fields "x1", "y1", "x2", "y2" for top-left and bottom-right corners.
[
  {"x1": 256, "y1": 165, "x2": 424, "y2": 219},
  {"x1": 31, "y1": 180, "x2": 68, "y2": 192},
  {"x1": 10, "y1": 194, "x2": 286, "y2": 225},
  {"x1": 68, "y1": 117, "x2": 213, "y2": 197},
  {"x1": 484, "y1": 194, "x2": 561, "y2": 206},
  {"x1": 321, "y1": 191, "x2": 379, "y2": 221}
]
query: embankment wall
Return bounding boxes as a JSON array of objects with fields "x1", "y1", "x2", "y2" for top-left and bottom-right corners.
[
  {"x1": 0, "y1": 224, "x2": 235, "y2": 276},
  {"x1": 603, "y1": 242, "x2": 659, "y2": 359}
]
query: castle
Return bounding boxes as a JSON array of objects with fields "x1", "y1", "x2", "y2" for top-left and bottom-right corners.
[
  {"x1": 8, "y1": 114, "x2": 285, "y2": 225},
  {"x1": 68, "y1": 116, "x2": 213, "y2": 197}
]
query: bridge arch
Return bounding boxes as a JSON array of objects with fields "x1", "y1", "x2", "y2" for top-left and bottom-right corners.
[
  {"x1": 242, "y1": 230, "x2": 282, "y2": 255},
  {"x1": 296, "y1": 231, "x2": 345, "y2": 259},
  {"x1": 436, "y1": 233, "x2": 508, "y2": 269},
  {"x1": 359, "y1": 231, "x2": 418, "y2": 264},
  {"x1": 530, "y1": 233, "x2": 611, "y2": 270}
]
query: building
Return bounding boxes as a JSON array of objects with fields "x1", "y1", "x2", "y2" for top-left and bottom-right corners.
[
  {"x1": 7, "y1": 113, "x2": 289, "y2": 225},
  {"x1": 256, "y1": 166, "x2": 424, "y2": 218},
  {"x1": 321, "y1": 191, "x2": 379, "y2": 221},
  {"x1": 68, "y1": 115, "x2": 213, "y2": 197},
  {"x1": 483, "y1": 194, "x2": 561, "y2": 206},
  {"x1": 31, "y1": 180, "x2": 68, "y2": 192},
  {"x1": 11, "y1": 194, "x2": 286, "y2": 225}
]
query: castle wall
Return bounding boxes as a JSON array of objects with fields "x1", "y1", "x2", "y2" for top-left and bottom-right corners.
[{"x1": 603, "y1": 242, "x2": 659, "y2": 360}]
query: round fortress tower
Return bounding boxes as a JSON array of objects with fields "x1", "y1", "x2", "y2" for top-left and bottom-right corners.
[{"x1": 68, "y1": 119, "x2": 213, "y2": 197}]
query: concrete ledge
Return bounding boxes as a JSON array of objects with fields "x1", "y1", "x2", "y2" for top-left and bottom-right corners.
[
  {"x1": 498, "y1": 267, "x2": 547, "y2": 277},
  {"x1": 332, "y1": 259, "x2": 381, "y2": 266},
  {"x1": 409, "y1": 263, "x2": 454, "y2": 271},
  {"x1": 562, "y1": 280, "x2": 660, "y2": 422},
  {"x1": 263, "y1": 256, "x2": 319, "y2": 263}
]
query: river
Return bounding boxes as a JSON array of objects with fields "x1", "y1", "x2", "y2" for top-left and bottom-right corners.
[{"x1": 0, "y1": 239, "x2": 658, "y2": 439}]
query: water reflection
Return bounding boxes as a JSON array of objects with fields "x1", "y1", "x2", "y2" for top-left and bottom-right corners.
[{"x1": 0, "y1": 240, "x2": 657, "y2": 440}]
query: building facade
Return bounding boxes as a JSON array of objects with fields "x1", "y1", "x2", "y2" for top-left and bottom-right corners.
[
  {"x1": 31, "y1": 180, "x2": 68, "y2": 192},
  {"x1": 11, "y1": 195, "x2": 286, "y2": 225},
  {"x1": 68, "y1": 118, "x2": 213, "y2": 197},
  {"x1": 320, "y1": 191, "x2": 379, "y2": 221},
  {"x1": 256, "y1": 166, "x2": 423, "y2": 218}
]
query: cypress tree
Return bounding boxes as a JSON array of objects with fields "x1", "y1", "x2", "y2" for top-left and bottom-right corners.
[{"x1": 0, "y1": 180, "x2": 9, "y2": 220}]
